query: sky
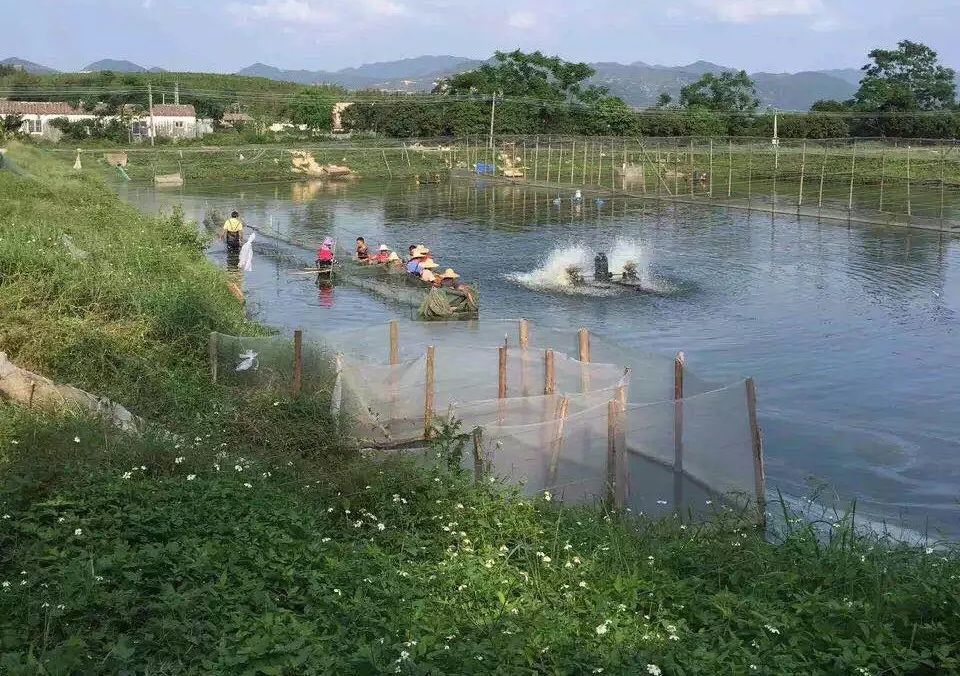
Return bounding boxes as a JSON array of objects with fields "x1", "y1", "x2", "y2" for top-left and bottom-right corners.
[{"x1": 6, "y1": 0, "x2": 960, "y2": 74}]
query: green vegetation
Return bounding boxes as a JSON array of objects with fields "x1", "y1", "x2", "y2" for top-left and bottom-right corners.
[{"x1": 1, "y1": 144, "x2": 959, "y2": 673}]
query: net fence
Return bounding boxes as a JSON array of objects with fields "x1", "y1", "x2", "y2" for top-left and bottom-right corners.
[{"x1": 210, "y1": 319, "x2": 764, "y2": 518}]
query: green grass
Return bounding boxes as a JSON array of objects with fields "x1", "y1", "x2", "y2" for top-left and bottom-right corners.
[{"x1": 1, "y1": 145, "x2": 958, "y2": 674}]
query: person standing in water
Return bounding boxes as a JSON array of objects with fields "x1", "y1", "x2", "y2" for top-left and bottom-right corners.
[
  {"x1": 356, "y1": 237, "x2": 369, "y2": 262},
  {"x1": 222, "y1": 211, "x2": 244, "y2": 268}
]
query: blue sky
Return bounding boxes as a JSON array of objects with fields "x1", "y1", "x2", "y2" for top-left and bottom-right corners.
[{"x1": 7, "y1": 0, "x2": 960, "y2": 73}]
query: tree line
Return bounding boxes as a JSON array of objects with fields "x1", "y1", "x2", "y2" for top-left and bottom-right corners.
[{"x1": 342, "y1": 42, "x2": 960, "y2": 140}]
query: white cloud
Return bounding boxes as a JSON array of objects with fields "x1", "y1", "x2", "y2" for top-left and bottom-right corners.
[
  {"x1": 360, "y1": 0, "x2": 407, "y2": 17},
  {"x1": 229, "y1": 0, "x2": 337, "y2": 25},
  {"x1": 506, "y1": 10, "x2": 537, "y2": 29},
  {"x1": 695, "y1": 0, "x2": 824, "y2": 23}
]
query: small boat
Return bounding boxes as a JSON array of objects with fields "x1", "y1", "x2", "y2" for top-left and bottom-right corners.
[{"x1": 338, "y1": 260, "x2": 479, "y2": 320}]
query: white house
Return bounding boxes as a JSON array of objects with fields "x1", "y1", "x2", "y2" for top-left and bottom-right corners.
[
  {"x1": 127, "y1": 104, "x2": 203, "y2": 140},
  {"x1": 0, "y1": 101, "x2": 98, "y2": 141}
]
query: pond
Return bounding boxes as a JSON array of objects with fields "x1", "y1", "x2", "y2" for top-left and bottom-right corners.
[{"x1": 124, "y1": 178, "x2": 960, "y2": 538}]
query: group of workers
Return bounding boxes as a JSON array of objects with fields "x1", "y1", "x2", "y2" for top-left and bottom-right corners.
[{"x1": 350, "y1": 236, "x2": 465, "y2": 289}]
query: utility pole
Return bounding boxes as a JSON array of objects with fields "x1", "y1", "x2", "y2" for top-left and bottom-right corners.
[{"x1": 147, "y1": 83, "x2": 155, "y2": 147}]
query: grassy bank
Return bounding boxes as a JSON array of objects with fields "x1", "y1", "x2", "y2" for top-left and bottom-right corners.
[{"x1": 1, "y1": 146, "x2": 959, "y2": 674}]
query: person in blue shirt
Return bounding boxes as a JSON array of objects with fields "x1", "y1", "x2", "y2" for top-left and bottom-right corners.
[{"x1": 406, "y1": 249, "x2": 425, "y2": 275}]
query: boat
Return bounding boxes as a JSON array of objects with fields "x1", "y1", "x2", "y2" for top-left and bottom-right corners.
[{"x1": 338, "y1": 260, "x2": 479, "y2": 320}]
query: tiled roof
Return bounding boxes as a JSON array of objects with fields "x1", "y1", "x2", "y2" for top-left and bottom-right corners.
[
  {"x1": 150, "y1": 104, "x2": 196, "y2": 117},
  {"x1": 0, "y1": 100, "x2": 84, "y2": 115}
]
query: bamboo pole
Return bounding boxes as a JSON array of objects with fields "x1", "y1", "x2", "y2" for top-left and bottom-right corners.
[
  {"x1": 745, "y1": 377, "x2": 766, "y2": 528},
  {"x1": 389, "y1": 320, "x2": 399, "y2": 365},
  {"x1": 424, "y1": 345, "x2": 435, "y2": 440},
  {"x1": 847, "y1": 141, "x2": 857, "y2": 216},
  {"x1": 381, "y1": 149, "x2": 392, "y2": 179},
  {"x1": 727, "y1": 138, "x2": 733, "y2": 198},
  {"x1": 543, "y1": 349, "x2": 555, "y2": 395},
  {"x1": 518, "y1": 318, "x2": 530, "y2": 349},
  {"x1": 622, "y1": 140, "x2": 627, "y2": 191},
  {"x1": 558, "y1": 142, "x2": 564, "y2": 186},
  {"x1": 689, "y1": 139, "x2": 695, "y2": 197},
  {"x1": 708, "y1": 138, "x2": 714, "y2": 198},
  {"x1": 611, "y1": 139, "x2": 617, "y2": 189},
  {"x1": 546, "y1": 142, "x2": 552, "y2": 183},
  {"x1": 582, "y1": 140, "x2": 588, "y2": 185},
  {"x1": 570, "y1": 140, "x2": 576, "y2": 184},
  {"x1": 818, "y1": 145, "x2": 827, "y2": 216},
  {"x1": 208, "y1": 332, "x2": 219, "y2": 384},
  {"x1": 747, "y1": 144, "x2": 754, "y2": 211},
  {"x1": 546, "y1": 396, "x2": 569, "y2": 484},
  {"x1": 907, "y1": 145, "x2": 912, "y2": 218},
  {"x1": 534, "y1": 137, "x2": 540, "y2": 181},
  {"x1": 292, "y1": 329, "x2": 303, "y2": 395},
  {"x1": 578, "y1": 327, "x2": 591, "y2": 392},
  {"x1": 879, "y1": 149, "x2": 886, "y2": 212},
  {"x1": 673, "y1": 144, "x2": 679, "y2": 196},
  {"x1": 597, "y1": 141, "x2": 603, "y2": 185},
  {"x1": 772, "y1": 142, "x2": 779, "y2": 215},
  {"x1": 797, "y1": 140, "x2": 806, "y2": 212},
  {"x1": 657, "y1": 145, "x2": 662, "y2": 197},
  {"x1": 606, "y1": 399, "x2": 622, "y2": 509},
  {"x1": 939, "y1": 148, "x2": 946, "y2": 226}
]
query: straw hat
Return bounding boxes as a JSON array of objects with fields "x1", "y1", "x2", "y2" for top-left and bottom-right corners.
[
  {"x1": 441, "y1": 268, "x2": 459, "y2": 280},
  {"x1": 420, "y1": 269, "x2": 437, "y2": 282},
  {"x1": 387, "y1": 252, "x2": 400, "y2": 262},
  {"x1": 322, "y1": 236, "x2": 333, "y2": 247},
  {"x1": 378, "y1": 244, "x2": 390, "y2": 252},
  {"x1": 421, "y1": 260, "x2": 439, "y2": 269},
  {"x1": 416, "y1": 246, "x2": 431, "y2": 255}
]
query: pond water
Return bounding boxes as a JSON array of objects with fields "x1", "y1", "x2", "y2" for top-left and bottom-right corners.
[{"x1": 124, "y1": 179, "x2": 960, "y2": 538}]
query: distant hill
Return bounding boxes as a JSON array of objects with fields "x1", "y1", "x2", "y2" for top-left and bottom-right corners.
[
  {"x1": 0, "y1": 57, "x2": 58, "y2": 74},
  {"x1": 236, "y1": 56, "x2": 863, "y2": 110},
  {"x1": 83, "y1": 59, "x2": 148, "y2": 73}
]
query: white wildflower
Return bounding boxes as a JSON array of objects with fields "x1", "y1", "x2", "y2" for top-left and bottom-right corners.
[
  {"x1": 73, "y1": 437, "x2": 80, "y2": 443},
  {"x1": 377, "y1": 523, "x2": 386, "y2": 531},
  {"x1": 595, "y1": 622, "x2": 609, "y2": 636},
  {"x1": 243, "y1": 482, "x2": 252, "y2": 488},
  {"x1": 543, "y1": 491, "x2": 552, "y2": 502},
  {"x1": 579, "y1": 581, "x2": 588, "y2": 588},
  {"x1": 174, "y1": 456, "x2": 185, "y2": 464},
  {"x1": 764, "y1": 624, "x2": 780, "y2": 635},
  {"x1": 121, "y1": 472, "x2": 132, "y2": 479},
  {"x1": 234, "y1": 465, "x2": 243, "y2": 472},
  {"x1": 187, "y1": 474, "x2": 196, "y2": 481},
  {"x1": 74, "y1": 528, "x2": 82, "y2": 536},
  {"x1": 646, "y1": 666, "x2": 662, "y2": 676},
  {"x1": 399, "y1": 650, "x2": 410, "y2": 660}
]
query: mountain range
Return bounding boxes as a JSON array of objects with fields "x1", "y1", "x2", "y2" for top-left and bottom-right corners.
[{"x1": 1, "y1": 54, "x2": 878, "y2": 110}]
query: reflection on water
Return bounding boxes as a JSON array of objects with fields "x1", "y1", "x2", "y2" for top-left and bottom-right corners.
[{"x1": 122, "y1": 178, "x2": 960, "y2": 537}]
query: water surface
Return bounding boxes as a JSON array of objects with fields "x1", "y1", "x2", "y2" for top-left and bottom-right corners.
[{"x1": 125, "y1": 179, "x2": 960, "y2": 537}]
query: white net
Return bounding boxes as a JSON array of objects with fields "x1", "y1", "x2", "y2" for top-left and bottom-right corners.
[{"x1": 211, "y1": 319, "x2": 763, "y2": 516}]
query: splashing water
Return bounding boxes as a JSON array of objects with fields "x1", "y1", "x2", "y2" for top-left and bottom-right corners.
[{"x1": 506, "y1": 243, "x2": 612, "y2": 295}]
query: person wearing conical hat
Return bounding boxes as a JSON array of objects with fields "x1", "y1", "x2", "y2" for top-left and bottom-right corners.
[
  {"x1": 406, "y1": 247, "x2": 426, "y2": 275},
  {"x1": 419, "y1": 260, "x2": 441, "y2": 286},
  {"x1": 439, "y1": 268, "x2": 460, "y2": 287}
]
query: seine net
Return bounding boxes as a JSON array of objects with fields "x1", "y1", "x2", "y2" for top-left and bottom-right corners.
[{"x1": 210, "y1": 319, "x2": 763, "y2": 516}]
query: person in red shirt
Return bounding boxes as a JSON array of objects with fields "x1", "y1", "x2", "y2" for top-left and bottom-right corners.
[
  {"x1": 316, "y1": 237, "x2": 335, "y2": 271},
  {"x1": 372, "y1": 244, "x2": 392, "y2": 263}
]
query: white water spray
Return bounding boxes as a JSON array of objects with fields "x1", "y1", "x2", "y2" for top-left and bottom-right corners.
[{"x1": 507, "y1": 239, "x2": 653, "y2": 295}]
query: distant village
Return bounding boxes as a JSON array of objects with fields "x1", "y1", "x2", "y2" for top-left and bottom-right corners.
[{"x1": 0, "y1": 99, "x2": 353, "y2": 142}]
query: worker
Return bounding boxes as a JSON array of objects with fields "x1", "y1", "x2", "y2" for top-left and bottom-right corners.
[
  {"x1": 316, "y1": 236, "x2": 335, "y2": 271},
  {"x1": 222, "y1": 211, "x2": 244, "y2": 252},
  {"x1": 356, "y1": 237, "x2": 369, "y2": 262},
  {"x1": 406, "y1": 248, "x2": 425, "y2": 275},
  {"x1": 386, "y1": 251, "x2": 402, "y2": 268},
  {"x1": 419, "y1": 261, "x2": 440, "y2": 285},
  {"x1": 372, "y1": 244, "x2": 392, "y2": 263},
  {"x1": 439, "y1": 268, "x2": 460, "y2": 287},
  {"x1": 418, "y1": 246, "x2": 435, "y2": 265},
  {"x1": 407, "y1": 244, "x2": 418, "y2": 262}
]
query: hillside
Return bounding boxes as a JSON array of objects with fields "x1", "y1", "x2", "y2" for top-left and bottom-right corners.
[
  {"x1": 83, "y1": 59, "x2": 150, "y2": 73},
  {"x1": 0, "y1": 57, "x2": 57, "y2": 75}
]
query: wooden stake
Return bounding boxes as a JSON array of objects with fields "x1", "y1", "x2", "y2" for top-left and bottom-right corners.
[
  {"x1": 673, "y1": 352, "x2": 684, "y2": 474},
  {"x1": 472, "y1": 428, "x2": 484, "y2": 484},
  {"x1": 689, "y1": 139, "x2": 695, "y2": 197},
  {"x1": 745, "y1": 377, "x2": 766, "y2": 528},
  {"x1": 292, "y1": 329, "x2": 303, "y2": 395},
  {"x1": 847, "y1": 141, "x2": 857, "y2": 216},
  {"x1": 597, "y1": 141, "x2": 603, "y2": 184},
  {"x1": 578, "y1": 327, "x2": 591, "y2": 392},
  {"x1": 546, "y1": 143, "x2": 552, "y2": 183},
  {"x1": 498, "y1": 345, "x2": 508, "y2": 400},
  {"x1": 546, "y1": 396, "x2": 569, "y2": 484},
  {"x1": 424, "y1": 345, "x2": 435, "y2": 440},
  {"x1": 709, "y1": 138, "x2": 714, "y2": 197},
  {"x1": 558, "y1": 142, "x2": 564, "y2": 185},
  {"x1": 543, "y1": 349, "x2": 555, "y2": 395},
  {"x1": 746, "y1": 144, "x2": 754, "y2": 211},
  {"x1": 879, "y1": 149, "x2": 886, "y2": 212},
  {"x1": 518, "y1": 318, "x2": 530, "y2": 349},
  {"x1": 534, "y1": 137, "x2": 540, "y2": 181},
  {"x1": 570, "y1": 140, "x2": 576, "y2": 184},
  {"x1": 208, "y1": 332, "x2": 219, "y2": 384},
  {"x1": 389, "y1": 320, "x2": 399, "y2": 365},
  {"x1": 607, "y1": 399, "x2": 620, "y2": 508},
  {"x1": 818, "y1": 146, "x2": 827, "y2": 215},
  {"x1": 939, "y1": 148, "x2": 946, "y2": 226},
  {"x1": 582, "y1": 140, "x2": 588, "y2": 185}
]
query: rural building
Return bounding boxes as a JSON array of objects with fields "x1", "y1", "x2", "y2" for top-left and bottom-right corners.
[
  {"x1": 0, "y1": 101, "x2": 97, "y2": 141},
  {"x1": 134, "y1": 104, "x2": 203, "y2": 140}
]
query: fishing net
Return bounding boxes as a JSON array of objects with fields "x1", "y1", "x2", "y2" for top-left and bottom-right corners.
[{"x1": 210, "y1": 319, "x2": 763, "y2": 516}]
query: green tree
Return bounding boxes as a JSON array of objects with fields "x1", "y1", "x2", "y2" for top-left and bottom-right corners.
[
  {"x1": 853, "y1": 40, "x2": 956, "y2": 111},
  {"x1": 434, "y1": 50, "x2": 609, "y2": 104},
  {"x1": 678, "y1": 70, "x2": 759, "y2": 113},
  {"x1": 1, "y1": 113, "x2": 24, "y2": 139},
  {"x1": 283, "y1": 89, "x2": 335, "y2": 132}
]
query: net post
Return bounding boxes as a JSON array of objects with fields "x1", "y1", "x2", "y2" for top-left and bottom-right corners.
[
  {"x1": 879, "y1": 148, "x2": 886, "y2": 212},
  {"x1": 672, "y1": 351, "x2": 685, "y2": 511},
  {"x1": 818, "y1": 145, "x2": 827, "y2": 217},
  {"x1": 472, "y1": 427, "x2": 484, "y2": 485},
  {"x1": 545, "y1": 142, "x2": 552, "y2": 183},
  {"x1": 745, "y1": 377, "x2": 766, "y2": 529},
  {"x1": 708, "y1": 137, "x2": 714, "y2": 198},
  {"x1": 847, "y1": 141, "x2": 857, "y2": 219},
  {"x1": 498, "y1": 345, "x2": 508, "y2": 399},
  {"x1": 558, "y1": 143, "x2": 564, "y2": 185},
  {"x1": 797, "y1": 140, "x2": 806, "y2": 212},
  {"x1": 292, "y1": 329, "x2": 303, "y2": 395},
  {"x1": 518, "y1": 318, "x2": 529, "y2": 349},
  {"x1": 726, "y1": 138, "x2": 733, "y2": 198},
  {"x1": 546, "y1": 396, "x2": 569, "y2": 484},
  {"x1": 606, "y1": 399, "x2": 618, "y2": 508},
  {"x1": 578, "y1": 328, "x2": 591, "y2": 392},
  {"x1": 543, "y1": 349, "x2": 555, "y2": 395},
  {"x1": 208, "y1": 332, "x2": 219, "y2": 384},
  {"x1": 939, "y1": 147, "x2": 946, "y2": 227},
  {"x1": 597, "y1": 141, "x2": 603, "y2": 184},
  {"x1": 424, "y1": 345, "x2": 435, "y2": 440},
  {"x1": 570, "y1": 140, "x2": 576, "y2": 184},
  {"x1": 518, "y1": 319, "x2": 530, "y2": 396},
  {"x1": 582, "y1": 140, "x2": 588, "y2": 185},
  {"x1": 746, "y1": 144, "x2": 754, "y2": 211},
  {"x1": 688, "y1": 138, "x2": 695, "y2": 197},
  {"x1": 533, "y1": 136, "x2": 539, "y2": 182},
  {"x1": 389, "y1": 320, "x2": 399, "y2": 365}
]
